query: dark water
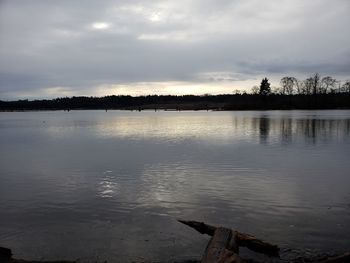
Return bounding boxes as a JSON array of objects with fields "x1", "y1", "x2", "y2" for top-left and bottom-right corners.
[{"x1": 0, "y1": 110, "x2": 349, "y2": 262}]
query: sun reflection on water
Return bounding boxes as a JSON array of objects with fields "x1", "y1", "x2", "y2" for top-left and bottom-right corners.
[{"x1": 97, "y1": 171, "x2": 119, "y2": 198}]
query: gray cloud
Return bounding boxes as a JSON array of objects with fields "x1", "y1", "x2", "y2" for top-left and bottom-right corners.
[{"x1": 0, "y1": 0, "x2": 349, "y2": 98}]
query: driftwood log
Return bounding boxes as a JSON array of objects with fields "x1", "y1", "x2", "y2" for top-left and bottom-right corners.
[
  {"x1": 178, "y1": 219, "x2": 279, "y2": 263},
  {"x1": 201, "y1": 227, "x2": 242, "y2": 263},
  {"x1": 178, "y1": 220, "x2": 350, "y2": 263}
]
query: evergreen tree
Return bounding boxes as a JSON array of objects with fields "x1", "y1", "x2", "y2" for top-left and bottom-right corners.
[{"x1": 259, "y1": 78, "x2": 271, "y2": 95}]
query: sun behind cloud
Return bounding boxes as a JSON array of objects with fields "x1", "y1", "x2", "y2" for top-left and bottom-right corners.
[{"x1": 91, "y1": 22, "x2": 110, "y2": 30}]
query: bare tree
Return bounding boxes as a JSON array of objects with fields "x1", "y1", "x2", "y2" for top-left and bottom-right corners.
[
  {"x1": 341, "y1": 80, "x2": 350, "y2": 93},
  {"x1": 303, "y1": 77, "x2": 314, "y2": 95},
  {"x1": 311, "y1": 73, "x2": 321, "y2": 95},
  {"x1": 251, "y1": 85, "x2": 259, "y2": 94},
  {"x1": 294, "y1": 78, "x2": 304, "y2": 94},
  {"x1": 321, "y1": 76, "x2": 337, "y2": 93},
  {"x1": 280, "y1": 77, "x2": 296, "y2": 95}
]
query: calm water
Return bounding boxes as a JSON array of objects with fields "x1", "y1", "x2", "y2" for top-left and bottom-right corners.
[{"x1": 0, "y1": 110, "x2": 349, "y2": 262}]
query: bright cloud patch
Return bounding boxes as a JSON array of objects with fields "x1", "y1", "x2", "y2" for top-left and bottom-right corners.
[{"x1": 91, "y1": 22, "x2": 110, "y2": 30}]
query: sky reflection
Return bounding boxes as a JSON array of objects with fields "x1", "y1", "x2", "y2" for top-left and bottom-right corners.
[
  {"x1": 0, "y1": 110, "x2": 349, "y2": 262},
  {"x1": 89, "y1": 111, "x2": 350, "y2": 146}
]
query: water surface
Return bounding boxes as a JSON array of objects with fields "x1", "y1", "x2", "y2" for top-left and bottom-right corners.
[{"x1": 0, "y1": 110, "x2": 349, "y2": 262}]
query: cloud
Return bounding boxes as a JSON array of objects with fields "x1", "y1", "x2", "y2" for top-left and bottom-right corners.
[
  {"x1": 91, "y1": 22, "x2": 111, "y2": 30},
  {"x1": 0, "y1": 0, "x2": 349, "y2": 99}
]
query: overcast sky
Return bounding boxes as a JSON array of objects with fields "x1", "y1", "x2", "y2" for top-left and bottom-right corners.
[{"x1": 0, "y1": 0, "x2": 349, "y2": 99}]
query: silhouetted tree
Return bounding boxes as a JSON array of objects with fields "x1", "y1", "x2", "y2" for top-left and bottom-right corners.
[
  {"x1": 321, "y1": 76, "x2": 337, "y2": 93},
  {"x1": 341, "y1": 80, "x2": 350, "y2": 93},
  {"x1": 280, "y1": 76, "x2": 296, "y2": 95},
  {"x1": 294, "y1": 78, "x2": 304, "y2": 94},
  {"x1": 303, "y1": 77, "x2": 314, "y2": 95},
  {"x1": 311, "y1": 73, "x2": 321, "y2": 95},
  {"x1": 259, "y1": 78, "x2": 271, "y2": 96},
  {"x1": 251, "y1": 85, "x2": 259, "y2": 94}
]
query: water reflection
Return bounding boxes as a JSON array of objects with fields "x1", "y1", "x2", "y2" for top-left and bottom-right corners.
[
  {"x1": 276, "y1": 118, "x2": 349, "y2": 145},
  {"x1": 97, "y1": 171, "x2": 119, "y2": 198},
  {"x1": 0, "y1": 110, "x2": 349, "y2": 262},
  {"x1": 259, "y1": 118, "x2": 270, "y2": 144},
  {"x1": 229, "y1": 114, "x2": 350, "y2": 145},
  {"x1": 88, "y1": 111, "x2": 350, "y2": 146}
]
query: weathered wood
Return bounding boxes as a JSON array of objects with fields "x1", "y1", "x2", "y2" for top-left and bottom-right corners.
[
  {"x1": 234, "y1": 231, "x2": 279, "y2": 257},
  {"x1": 227, "y1": 231, "x2": 239, "y2": 254},
  {"x1": 178, "y1": 219, "x2": 279, "y2": 257},
  {"x1": 178, "y1": 219, "x2": 216, "y2": 235},
  {"x1": 201, "y1": 227, "x2": 242, "y2": 263}
]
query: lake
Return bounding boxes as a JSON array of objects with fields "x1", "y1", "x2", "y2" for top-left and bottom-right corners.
[{"x1": 0, "y1": 110, "x2": 349, "y2": 262}]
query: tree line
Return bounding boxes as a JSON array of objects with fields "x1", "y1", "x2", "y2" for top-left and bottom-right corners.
[
  {"x1": 0, "y1": 73, "x2": 349, "y2": 111},
  {"x1": 252, "y1": 74, "x2": 350, "y2": 96}
]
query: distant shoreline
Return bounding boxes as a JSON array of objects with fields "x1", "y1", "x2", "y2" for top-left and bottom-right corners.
[
  {"x1": 1, "y1": 107, "x2": 350, "y2": 113},
  {"x1": 1, "y1": 93, "x2": 350, "y2": 112}
]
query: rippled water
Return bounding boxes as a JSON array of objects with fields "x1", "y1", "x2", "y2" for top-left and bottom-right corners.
[{"x1": 0, "y1": 110, "x2": 349, "y2": 262}]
